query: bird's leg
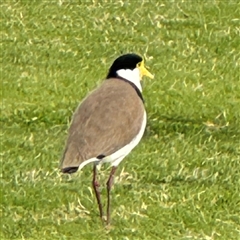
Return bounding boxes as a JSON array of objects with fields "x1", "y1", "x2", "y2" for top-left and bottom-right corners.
[
  {"x1": 106, "y1": 166, "x2": 117, "y2": 225},
  {"x1": 92, "y1": 164, "x2": 103, "y2": 219}
]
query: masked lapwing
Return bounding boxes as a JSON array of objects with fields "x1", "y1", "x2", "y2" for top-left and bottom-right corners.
[{"x1": 60, "y1": 53, "x2": 154, "y2": 224}]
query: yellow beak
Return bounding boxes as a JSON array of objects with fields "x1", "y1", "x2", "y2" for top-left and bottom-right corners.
[{"x1": 138, "y1": 60, "x2": 154, "y2": 80}]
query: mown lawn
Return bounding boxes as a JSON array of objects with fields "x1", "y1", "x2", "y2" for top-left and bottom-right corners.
[{"x1": 1, "y1": 1, "x2": 240, "y2": 239}]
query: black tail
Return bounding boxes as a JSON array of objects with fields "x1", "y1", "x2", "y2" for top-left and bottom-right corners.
[{"x1": 61, "y1": 166, "x2": 79, "y2": 174}]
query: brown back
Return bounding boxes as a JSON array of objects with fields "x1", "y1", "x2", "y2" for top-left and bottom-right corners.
[{"x1": 60, "y1": 78, "x2": 145, "y2": 169}]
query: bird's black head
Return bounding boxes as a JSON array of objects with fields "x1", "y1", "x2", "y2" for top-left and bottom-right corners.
[{"x1": 106, "y1": 53, "x2": 143, "y2": 79}]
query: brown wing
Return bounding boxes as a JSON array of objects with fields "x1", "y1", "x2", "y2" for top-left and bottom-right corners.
[{"x1": 60, "y1": 78, "x2": 145, "y2": 170}]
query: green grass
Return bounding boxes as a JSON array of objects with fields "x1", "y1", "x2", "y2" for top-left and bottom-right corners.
[{"x1": 1, "y1": 1, "x2": 240, "y2": 239}]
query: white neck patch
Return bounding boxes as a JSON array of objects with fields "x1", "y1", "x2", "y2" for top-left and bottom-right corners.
[{"x1": 116, "y1": 68, "x2": 142, "y2": 92}]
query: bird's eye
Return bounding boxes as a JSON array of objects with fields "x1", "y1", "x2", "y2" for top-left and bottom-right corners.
[{"x1": 137, "y1": 62, "x2": 141, "y2": 67}]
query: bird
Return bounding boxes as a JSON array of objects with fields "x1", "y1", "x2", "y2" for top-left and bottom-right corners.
[{"x1": 60, "y1": 53, "x2": 154, "y2": 225}]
